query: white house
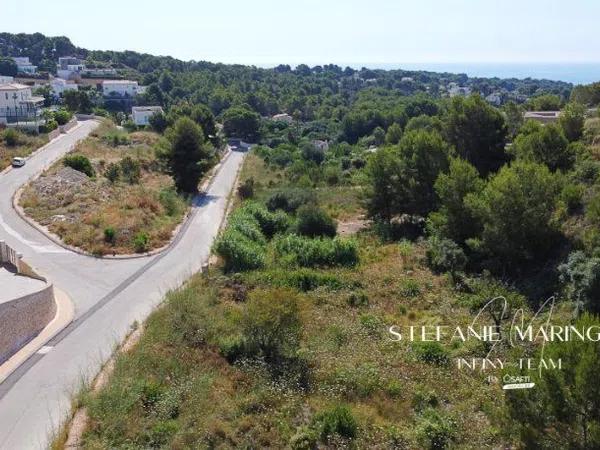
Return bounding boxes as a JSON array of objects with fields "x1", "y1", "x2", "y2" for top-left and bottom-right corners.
[
  {"x1": 11, "y1": 57, "x2": 37, "y2": 75},
  {"x1": 102, "y1": 80, "x2": 140, "y2": 97},
  {"x1": 271, "y1": 113, "x2": 293, "y2": 123},
  {"x1": 523, "y1": 111, "x2": 561, "y2": 124},
  {"x1": 312, "y1": 139, "x2": 330, "y2": 151},
  {"x1": 0, "y1": 83, "x2": 44, "y2": 125},
  {"x1": 486, "y1": 92, "x2": 502, "y2": 106},
  {"x1": 448, "y1": 82, "x2": 471, "y2": 97},
  {"x1": 0, "y1": 76, "x2": 14, "y2": 85},
  {"x1": 50, "y1": 78, "x2": 78, "y2": 96},
  {"x1": 131, "y1": 106, "x2": 163, "y2": 126},
  {"x1": 57, "y1": 56, "x2": 86, "y2": 80}
]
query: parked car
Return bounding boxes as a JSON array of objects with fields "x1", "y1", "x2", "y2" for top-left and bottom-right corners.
[{"x1": 11, "y1": 157, "x2": 26, "y2": 167}]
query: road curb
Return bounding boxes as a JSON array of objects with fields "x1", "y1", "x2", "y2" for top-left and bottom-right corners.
[
  {"x1": 0, "y1": 286, "x2": 74, "y2": 385},
  {"x1": 11, "y1": 147, "x2": 235, "y2": 260}
]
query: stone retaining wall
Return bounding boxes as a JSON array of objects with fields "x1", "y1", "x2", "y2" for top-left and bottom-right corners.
[{"x1": 0, "y1": 241, "x2": 55, "y2": 364}]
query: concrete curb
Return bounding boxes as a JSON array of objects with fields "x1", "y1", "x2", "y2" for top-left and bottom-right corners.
[
  {"x1": 0, "y1": 287, "x2": 74, "y2": 385},
  {"x1": 11, "y1": 147, "x2": 235, "y2": 261}
]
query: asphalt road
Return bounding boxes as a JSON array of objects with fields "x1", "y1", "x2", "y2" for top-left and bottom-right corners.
[{"x1": 0, "y1": 121, "x2": 245, "y2": 449}]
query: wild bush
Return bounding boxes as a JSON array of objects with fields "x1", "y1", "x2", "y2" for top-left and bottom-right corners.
[
  {"x1": 104, "y1": 162, "x2": 121, "y2": 182},
  {"x1": 2, "y1": 128, "x2": 20, "y2": 146},
  {"x1": 120, "y1": 156, "x2": 141, "y2": 184},
  {"x1": 266, "y1": 188, "x2": 316, "y2": 213},
  {"x1": 312, "y1": 404, "x2": 358, "y2": 441},
  {"x1": 133, "y1": 231, "x2": 150, "y2": 253},
  {"x1": 295, "y1": 204, "x2": 337, "y2": 238},
  {"x1": 213, "y1": 229, "x2": 265, "y2": 271},
  {"x1": 425, "y1": 236, "x2": 467, "y2": 277},
  {"x1": 241, "y1": 288, "x2": 301, "y2": 362},
  {"x1": 275, "y1": 234, "x2": 359, "y2": 267},
  {"x1": 240, "y1": 202, "x2": 288, "y2": 237},
  {"x1": 64, "y1": 154, "x2": 95, "y2": 177}
]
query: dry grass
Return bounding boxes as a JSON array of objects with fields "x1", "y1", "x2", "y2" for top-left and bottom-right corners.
[
  {"x1": 0, "y1": 128, "x2": 48, "y2": 170},
  {"x1": 19, "y1": 121, "x2": 187, "y2": 255}
]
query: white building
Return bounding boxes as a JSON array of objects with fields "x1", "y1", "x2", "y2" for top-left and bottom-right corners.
[
  {"x1": 312, "y1": 139, "x2": 329, "y2": 151},
  {"x1": 0, "y1": 83, "x2": 44, "y2": 125},
  {"x1": 0, "y1": 76, "x2": 14, "y2": 85},
  {"x1": 486, "y1": 92, "x2": 502, "y2": 106},
  {"x1": 523, "y1": 111, "x2": 561, "y2": 124},
  {"x1": 271, "y1": 113, "x2": 293, "y2": 123},
  {"x1": 80, "y1": 67, "x2": 118, "y2": 78},
  {"x1": 11, "y1": 57, "x2": 37, "y2": 75},
  {"x1": 102, "y1": 80, "x2": 140, "y2": 97},
  {"x1": 448, "y1": 82, "x2": 471, "y2": 97},
  {"x1": 131, "y1": 106, "x2": 163, "y2": 126},
  {"x1": 50, "y1": 78, "x2": 78, "y2": 96},
  {"x1": 57, "y1": 57, "x2": 86, "y2": 80}
]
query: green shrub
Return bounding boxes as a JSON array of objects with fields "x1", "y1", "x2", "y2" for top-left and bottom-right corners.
[
  {"x1": 103, "y1": 130, "x2": 130, "y2": 146},
  {"x1": 313, "y1": 405, "x2": 358, "y2": 440},
  {"x1": 331, "y1": 364, "x2": 381, "y2": 398},
  {"x1": 249, "y1": 268, "x2": 349, "y2": 291},
  {"x1": 218, "y1": 335, "x2": 246, "y2": 363},
  {"x1": 240, "y1": 202, "x2": 289, "y2": 237},
  {"x1": 425, "y1": 236, "x2": 466, "y2": 276},
  {"x1": 412, "y1": 341, "x2": 449, "y2": 366},
  {"x1": 2, "y1": 128, "x2": 20, "y2": 146},
  {"x1": 347, "y1": 291, "x2": 369, "y2": 307},
  {"x1": 412, "y1": 387, "x2": 439, "y2": 412},
  {"x1": 237, "y1": 177, "x2": 254, "y2": 199},
  {"x1": 400, "y1": 278, "x2": 421, "y2": 297},
  {"x1": 289, "y1": 426, "x2": 318, "y2": 450},
  {"x1": 104, "y1": 163, "x2": 121, "y2": 183},
  {"x1": 266, "y1": 188, "x2": 316, "y2": 213},
  {"x1": 133, "y1": 231, "x2": 150, "y2": 253},
  {"x1": 295, "y1": 204, "x2": 337, "y2": 238},
  {"x1": 40, "y1": 119, "x2": 58, "y2": 133},
  {"x1": 559, "y1": 251, "x2": 600, "y2": 313},
  {"x1": 119, "y1": 156, "x2": 141, "y2": 184},
  {"x1": 214, "y1": 229, "x2": 265, "y2": 272},
  {"x1": 275, "y1": 234, "x2": 359, "y2": 267},
  {"x1": 64, "y1": 154, "x2": 95, "y2": 177},
  {"x1": 227, "y1": 210, "x2": 266, "y2": 244},
  {"x1": 560, "y1": 182, "x2": 584, "y2": 213},
  {"x1": 159, "y1": 188, "x2": 184, "y2": 217},
  {"x1": 416, "y1": 409, "x2": 456, "y2": 450},
  {"x1": 242, "y1": 288, "x2": 301, "y2": 362},
  {"x1": 104, "y1": 227, "x2": 116, "y2": 244},
  {"x1": 53, "y1": 109, "x2": 72, "y2": 125}
]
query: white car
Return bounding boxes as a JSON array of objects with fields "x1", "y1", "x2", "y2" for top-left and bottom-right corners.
[{"x1": 11, "y1": 157, "x2": 26, "y2": 167}]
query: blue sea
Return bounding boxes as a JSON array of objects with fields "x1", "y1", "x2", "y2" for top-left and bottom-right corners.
[{"x1": 346, "y1": 62, "x2": 600, "y2": 85}]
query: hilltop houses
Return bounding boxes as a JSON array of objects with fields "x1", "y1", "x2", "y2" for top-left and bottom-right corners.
[
  {"x1": 50, "y1": 78, "x2": 78, "y2": 97},
  {"x1": 0, "y1": 83, "x2": 44, "y2": 125},
  {"x1": 102, "y1": 80, "x2": 141, "y2": 97},
  {"x1": 132, "y1": 106, "x2": 163, "y2": 126},
  {"x1": 11, "y1": 57, "x2": 37, "y2": 75}
]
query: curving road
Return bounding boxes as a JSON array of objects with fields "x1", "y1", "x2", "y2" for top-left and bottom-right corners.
[{"x1": 0, "y1": 120, "x2": 245, "y2": 449}]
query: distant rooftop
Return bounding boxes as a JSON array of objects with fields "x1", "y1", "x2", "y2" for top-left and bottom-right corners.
[
  {"x1": 0, "y1": 83, "x2": 30, "y2": 91},
  {"x1": 132, "y1": 106, "x2": 162, "y2": 112}
]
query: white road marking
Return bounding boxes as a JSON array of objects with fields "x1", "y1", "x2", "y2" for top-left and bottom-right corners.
[
  {"x1": 0, "y1": 215, "x2": 68, "y2": 254},
  {"x1": 36, "y1": 346, "x2": 53, "y2": 355}
]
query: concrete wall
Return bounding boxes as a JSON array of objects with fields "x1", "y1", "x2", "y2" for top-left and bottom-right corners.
[
  {"x1": 59, "y1": 117, "x2": 77, "y2": 133},
  {"x1": 0, "y1": 241, "x2": 55, "y2": 364},
  {"x1": 48, "y1": 127, "x2": 61, "y2": 141}
]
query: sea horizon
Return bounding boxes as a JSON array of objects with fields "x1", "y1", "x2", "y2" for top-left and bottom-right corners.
[{"x1": 256, "y1": 61, "x2": 600, "y2": 85}]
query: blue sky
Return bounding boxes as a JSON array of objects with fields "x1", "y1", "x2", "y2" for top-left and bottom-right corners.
[{"x1": 3, "y1": 0, "x2": 600, "y2": 65}]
